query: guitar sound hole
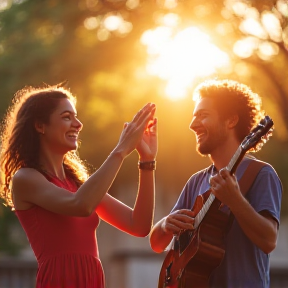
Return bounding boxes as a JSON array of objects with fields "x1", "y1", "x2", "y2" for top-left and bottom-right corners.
[{"x1": 179, "y1": 229, "x2": 194, "y2": 254}]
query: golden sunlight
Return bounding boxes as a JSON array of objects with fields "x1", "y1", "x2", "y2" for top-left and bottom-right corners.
[
  {"x1": 0, "y1": 0, "x2": 12, "y2": 11},
  {"x1": 261, "y1": 11, "x2": 282, "y2": 42},
  {"x1": 141, "y1": 26, "x2": 230, "y2": 101}
]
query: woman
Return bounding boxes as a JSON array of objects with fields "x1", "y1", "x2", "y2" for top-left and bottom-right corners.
[{"x1": 0, "y1": 83, "x2": 157, "y2": 288}]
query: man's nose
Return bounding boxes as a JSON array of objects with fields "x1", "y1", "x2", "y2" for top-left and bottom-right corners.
[{"x1": 189, "y1": 117, "x2": 197, "y2": 131}]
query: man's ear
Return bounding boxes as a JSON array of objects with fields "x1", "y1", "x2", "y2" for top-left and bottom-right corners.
[
  {"x1": 227, "y1": 114, "x2": 239, "y2": 129},
  {"x1": 35, "y1": 121, "x2": 45, "y2": 134}
]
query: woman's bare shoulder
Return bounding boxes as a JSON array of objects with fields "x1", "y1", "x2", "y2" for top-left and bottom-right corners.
[
  {"x1": 12, "y1": 168, "x2": 46, "y2": 210},
  {"x1": 12, "y1": 168, "x2": 47, "y2": 190},
  {"x1": 14, "y1": 167, "x2": 42, "y2": 180}
]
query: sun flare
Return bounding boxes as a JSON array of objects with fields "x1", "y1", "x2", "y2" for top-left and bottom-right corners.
[{"x1": 141, "y1": 26, "x2": 230, "y2": 101}]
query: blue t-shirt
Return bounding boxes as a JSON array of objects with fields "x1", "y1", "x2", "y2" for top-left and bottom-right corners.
[{"x1": 170, "y1": 156, "x2": 282, "y2": 288}]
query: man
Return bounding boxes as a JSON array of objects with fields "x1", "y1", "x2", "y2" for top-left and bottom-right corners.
[{"x1": 150, "y1": 79, "x2": 282, "y2": 288}]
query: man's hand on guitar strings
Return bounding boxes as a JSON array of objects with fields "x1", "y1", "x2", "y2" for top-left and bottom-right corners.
[
  {"x1": 209, "y1": 168, "x2": 243, "y2": 208},
  {"x1": 161, "y1": 209, "x2": 196, "y2": 235}
]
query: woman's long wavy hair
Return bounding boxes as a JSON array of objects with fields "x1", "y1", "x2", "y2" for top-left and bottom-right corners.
[
  {"x1": 193, "y1": 79, "x2": 269, "y2": 152},
  {"x1": 0, "y1": 84, "x2": 89, "y2": 208}
]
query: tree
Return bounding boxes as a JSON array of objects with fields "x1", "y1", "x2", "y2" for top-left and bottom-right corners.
[{"x1": 0, "y1": 0, "x2": 287, "y2": 255}]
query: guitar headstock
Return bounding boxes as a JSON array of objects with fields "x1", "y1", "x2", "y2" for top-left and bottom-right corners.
[{"x1": 241, "y1": 116, "x2": 274, "y2": 153}]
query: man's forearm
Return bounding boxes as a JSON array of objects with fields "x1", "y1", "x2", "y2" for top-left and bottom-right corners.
[{"x1": 150, "y1": 218, "x2": 174, "y2": 253}]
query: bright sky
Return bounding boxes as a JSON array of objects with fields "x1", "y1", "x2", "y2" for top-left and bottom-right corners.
[{"x1": 141, "y1": 25, "x2": 230, "y2": 101}]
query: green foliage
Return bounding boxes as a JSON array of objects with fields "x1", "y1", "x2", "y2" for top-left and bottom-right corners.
[
  {"x1": 0, "y1": 0, "x2": 287, "y2": 256},
  {"x1": 0, "y1": 204, "x2": 27, "y2": 255}
]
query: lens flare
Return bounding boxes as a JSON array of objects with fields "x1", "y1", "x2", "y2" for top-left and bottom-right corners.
[{"x1": 141, "y1": 26, "x2": 230, "y2": 100}]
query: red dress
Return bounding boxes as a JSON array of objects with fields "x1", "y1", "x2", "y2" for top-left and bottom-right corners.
[{"x1": 14, "y1": 174, "x2": 105, "y2": 288}]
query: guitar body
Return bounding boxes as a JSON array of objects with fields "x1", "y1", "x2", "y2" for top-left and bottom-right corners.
[{"x1": 158, "y1": 190, "x2": 232, "y2": 288}]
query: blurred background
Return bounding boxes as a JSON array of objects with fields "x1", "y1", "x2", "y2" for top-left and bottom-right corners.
[{"x1": 0, "y1": 0, "x2": 288, "y2": 287}]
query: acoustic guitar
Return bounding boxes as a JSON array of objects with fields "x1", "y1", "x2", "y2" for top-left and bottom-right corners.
[{"x1": 158, "y1": 115, "x2": 274, "y2": 288}]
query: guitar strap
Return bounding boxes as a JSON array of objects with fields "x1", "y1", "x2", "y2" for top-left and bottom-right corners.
[
  {"x1": 238, "y1": 159, "x2": 268, "y2": 197},
  {"x1": 226, "y1": 159, "x2": 268, "y2": 230}
]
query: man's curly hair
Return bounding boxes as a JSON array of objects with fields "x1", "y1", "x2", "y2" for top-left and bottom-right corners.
[{"x1": 193, "y1": 79, "x2": 268, "y2": 152}]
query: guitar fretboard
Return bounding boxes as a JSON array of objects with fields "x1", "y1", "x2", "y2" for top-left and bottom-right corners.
[
  {"x1": 194, "y1": 146, "x2": 243, "y2": 229},
  {"x1": 194, "y1": 193, "x2": 215, "y2": 229},
  {"x1": 227, "y1": 146, "x2": 242, "y2": 172}
]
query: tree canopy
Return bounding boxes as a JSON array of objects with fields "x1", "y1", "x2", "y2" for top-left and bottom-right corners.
[{"x1": 0, "y1": 0, "x2": 288, "y2": 255}]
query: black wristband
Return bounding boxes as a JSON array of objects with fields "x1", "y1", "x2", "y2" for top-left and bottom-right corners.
[{"x1": 138, "y1": 160, "x2": 156, "y2": 171}]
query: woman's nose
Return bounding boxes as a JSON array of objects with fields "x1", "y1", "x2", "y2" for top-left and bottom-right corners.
[{"x1": 74, "y1": 118, "x2": 83, "y2": 131}]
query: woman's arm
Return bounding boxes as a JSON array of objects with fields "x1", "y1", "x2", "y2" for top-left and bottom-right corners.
[
  {"x1": 12, "y1": 103, "x2": 156, "y2": 217},
  {"x1": 97, "y1": 116, "x2": 158, "y2": 236},
  {"x1": 96, "y1": 169, "x2": 155, "y2": 237}
]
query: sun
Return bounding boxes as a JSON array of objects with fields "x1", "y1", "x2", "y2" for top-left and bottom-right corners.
[{"x1": 141, "y1": 24, "x2": 230, "y2": 101}]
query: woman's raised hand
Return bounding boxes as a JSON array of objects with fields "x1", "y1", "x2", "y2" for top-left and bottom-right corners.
[
  {"x1": 136, "y1": 113, "x2": 157, "y2": 162},
  {"x1": 114, "y1": 103, "x2": 156, "y2": 159}
]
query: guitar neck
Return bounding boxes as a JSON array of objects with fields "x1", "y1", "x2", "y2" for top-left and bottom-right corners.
[
  {"x1": 194, "y1": 146, "x2": 246, "y2": 229},
  {"x1": 194, "y1": 193, "x2": 215, "y2": 229},
  {"x1": 227, "y1": 146, "x2": 246, "y2": 175}
]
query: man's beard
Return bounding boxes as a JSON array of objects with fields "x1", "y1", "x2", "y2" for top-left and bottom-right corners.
[{"x1": 196, "y1": 124, "x2": 227, "y2": 156}]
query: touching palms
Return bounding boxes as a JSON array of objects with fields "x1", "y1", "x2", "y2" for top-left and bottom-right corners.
[{"x1": 136, "y1": 117, "x2": 158, "y2": 161}]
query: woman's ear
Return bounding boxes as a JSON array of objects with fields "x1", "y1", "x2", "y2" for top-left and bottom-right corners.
[
  {"x1": 227, "y1": 114, "x2": 239, "y2": 129},
  {"x1": 35, "y1": 121, "x2": 45, "y2": 134}
]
